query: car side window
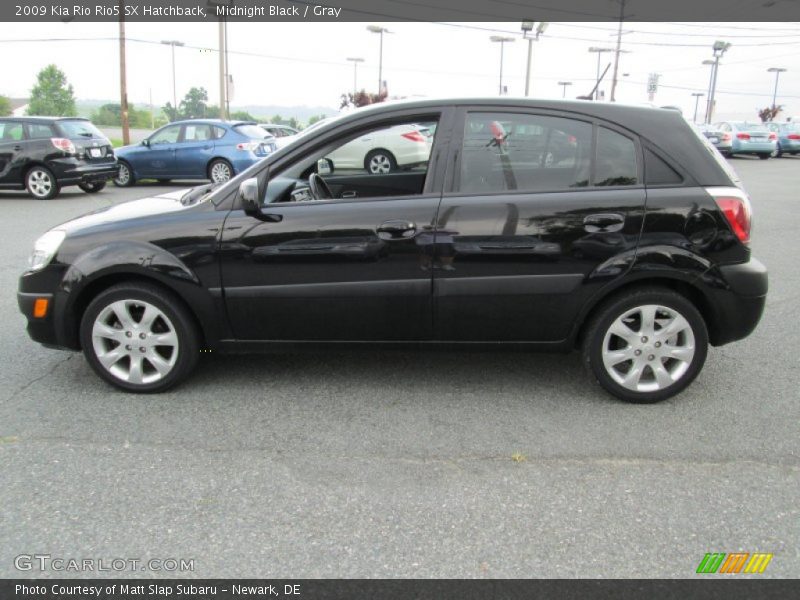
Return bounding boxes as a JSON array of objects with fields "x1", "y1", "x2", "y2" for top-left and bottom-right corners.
[
  {"x1": 458, "y1": 112, "x2": 592, "y2": 193},
  {"x1": 150, "y1": 125, "x2": 181, "y2": 145},
  {"x1": 323, "y1": 120, "x2": 437, "y2": 178},
  {"x1": 594, "y1": 127, "x2": 638, "y2": 187},
  {"x1": 27, "y1": 123, "x2": 55, "y2": 139},
  {"x1": 0, "y1": 121, "x2": 25, "y2": 141},
  {"x1": 644, "y1": 148, "x2": 683, "y2": 185},
  {"x1": 183, "y1": 124, "x2": 213, "y2": 142},
  {"x1": 211, "y1": 126, "x2": 226, "y2": 140}
]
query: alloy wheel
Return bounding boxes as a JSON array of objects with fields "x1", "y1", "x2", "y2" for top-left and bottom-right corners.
[
  {"x1": 28, "y1": 169, "x2": 53, "y2": 198},
  {"x1": 91, "y1": 299, "x2": 179, "y2": 385},
  {"x1": 210, "y1": 161, "x2": 232, "y2": 183},
  {"x1": 368, "y1": 154, "x2": 392, "y2": 174},
  {"x1": 601, "y1": 304, "x2": 696, "y2": 393},
  {"x1": 115, "y1": 163, "x2": 130, "y2": 186}
]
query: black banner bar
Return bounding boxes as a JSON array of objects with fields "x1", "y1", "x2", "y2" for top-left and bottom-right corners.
[
  {"x1": 2, "y1": 579, "x2": 800, "y2": 600},
  {"x1": 4, "y1": 0, "x2": 800, "y2": 23}
]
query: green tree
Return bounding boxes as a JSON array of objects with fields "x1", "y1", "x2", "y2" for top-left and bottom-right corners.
[
  {"x1": 0, "y1": 95, "x2": 11, "y2": 116},
  {"x1": 91, "y1": 103, "x2": 153, "y2": 128},
  {"x1": 179, "y1": 87, "x2": 209, "y2": 119},
  {"x1": 230, "y1": 110, "x2": 255, "y2": 121},
  {"x1": 27, "y1": 65, "x2": 77, "y2": 116},
  {"x1": 307, "y1": 114, "x2": 327, "y2": 127},
  {"x1": 163, "y1": 102, "x2": 180, "y2": 122}
]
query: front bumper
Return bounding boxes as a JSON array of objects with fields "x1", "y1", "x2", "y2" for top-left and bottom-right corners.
[
  {"x1": 18, "y1": 291, "x2": 60, "y2": 348},
  {"x1": 48, "y1": 157, "x2": 120, "y2": 186}
]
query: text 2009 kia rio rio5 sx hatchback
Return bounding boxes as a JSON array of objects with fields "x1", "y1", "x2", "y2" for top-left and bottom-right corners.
[{"x1": 18, "y1": 99, "x2": 767, "y2": 403}]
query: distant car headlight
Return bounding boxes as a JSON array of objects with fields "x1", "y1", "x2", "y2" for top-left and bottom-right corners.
[{"x1": 28, "y1": 230, "x2": 66, "y2": 272}]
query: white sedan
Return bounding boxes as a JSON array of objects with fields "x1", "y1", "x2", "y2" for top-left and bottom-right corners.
[{"x1": 326, "y1": 123, "x2": 434, "y2": 174}]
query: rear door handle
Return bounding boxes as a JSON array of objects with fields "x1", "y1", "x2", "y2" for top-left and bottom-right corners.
[
  {"x1": 341, "y1": 191, "x2": 357, "y2": 198},
  {"x1": 583, "y1": 213, "x2": 625, "y2": 233},
  {"x1": 377, "y1": 220, "x2": 416, "y2": 240}
]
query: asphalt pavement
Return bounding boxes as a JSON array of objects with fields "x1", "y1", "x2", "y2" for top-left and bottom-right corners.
[{"x1": 0, "y1": 159, "x2": 798, "y2": 578}]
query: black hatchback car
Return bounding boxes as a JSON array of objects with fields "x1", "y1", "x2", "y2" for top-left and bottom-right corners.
[
  {"x1": 0, "y1": 116, "x2": 118, "y2": 199},
  {"x1": 18, "y1": 99, "x2": 767, "y2": 402}
]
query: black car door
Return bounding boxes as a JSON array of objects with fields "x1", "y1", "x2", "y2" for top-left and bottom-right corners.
[
  {"x1": 0, "y1": 120, "x2": 27, "y2": 186},
  {"x1": 218, "y1": 110, "x2": 453, "y2": 341},
  {"x1": 432, "y1": 108, "x2": 646, "y2": 343}
]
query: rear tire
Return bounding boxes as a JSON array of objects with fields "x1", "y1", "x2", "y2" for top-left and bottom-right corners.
[
  {"x1": 582, "y1": 287, "x2": 708, "y2": 403},
  {"x1": 25, "y1": 166, "x2": 60, "y2": 200},
  {"x1": 113, "y1": 161, "x2": 135, "y2": 187},
  {"x1": 79, "y1": 282, "x2": 200, "y2": 393},
  {"x1": 208, "y1": 159, "x2": 233, "y2": 183},
  {"x1": 78, "y1": 181, "x2": 107, "y2": 193},
  {"x1": 758, "y1": 153, "x2": 770, "y2": 160}
]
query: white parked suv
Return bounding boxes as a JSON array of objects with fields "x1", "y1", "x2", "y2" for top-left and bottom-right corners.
[{"x1": 326, "y1": 123, "x2": 434, "y2": 174}]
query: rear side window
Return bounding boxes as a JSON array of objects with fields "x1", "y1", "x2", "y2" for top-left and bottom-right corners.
[
  {"x1": 594, "y1": 127, "x2": 638, "y2": 186},
  {"x1": 459, "y1": 112, "x2": 593, "y2": 193},
  {"x1": 0, "y1": 121, "x2": 25, "y2": 141},
  {"x1": 28, "y1": 123, "x2": 55, "y2": 139},
  {"x1": 644, "y1": 148, "x2": 683, "y2": 185},
  {"x1": 211, "y1": 126, "x2": 226, "y2": 139}
]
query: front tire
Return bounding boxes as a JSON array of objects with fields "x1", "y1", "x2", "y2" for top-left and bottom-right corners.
[
  {"x1": 582, "y1": 287, "x2": 708, "y2": 403},
  {"x1": 80, "y1": 283, "x2": 200, "y2": 393},
  {"x1": 758, "y1": 153, "x2": 771, "y2": 160},
  {"x1": 365, "y1": 149, "x2": 397, "y2": 174},
  {"x1": 113, "y1": 161, "x2": 135, "y2": 187},
  {"x1": 208, "y1": 159, "x2": 233, "y2": 183},
  {"x1": 78, "y1": 181, "x2": 107, "y2": 193},
  {"x1": 25, "y1": 166, "x2": 60, "y2": 200}
]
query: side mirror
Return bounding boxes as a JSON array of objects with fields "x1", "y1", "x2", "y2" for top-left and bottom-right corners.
[
  {"x1": 317, "y1": 158, "x2": 334, "y2": 175},
  {"x1": 239, "y1": 177, "x2": 261, "y2": 217},
  {"x1": 239, "y1": 177, "x2": 282, "y2": 222},
  {"x1": 141, "y1": 139, "x2": 150, "y2": 147}
]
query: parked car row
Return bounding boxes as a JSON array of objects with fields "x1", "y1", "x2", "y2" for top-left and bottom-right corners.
[
  {"x1": 698, "y1": 121, "x2": 799, "y2": 159},
  {"x1": 0, "y1": 117, "x2": 281, "y2": 199}
]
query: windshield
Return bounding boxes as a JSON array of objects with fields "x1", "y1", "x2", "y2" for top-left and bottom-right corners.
[
  {"x1": 58, "y1": 119, "x2": 107, "y2": 139},
  {"x1": 233, "y1": 124, "x2": 270, "y2": 140}
]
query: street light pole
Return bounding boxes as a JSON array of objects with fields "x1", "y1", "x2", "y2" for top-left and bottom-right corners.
[
  {"x1": 346, "y1": 57, "x2": 364, "y2": 98},
  {"x1": 588, "y1": 47, "x2": 614, "y2": 100},
  {"x1": 521, "y1": 21, "x2": 548, "y2": 97},
  {"x1": 367, "y1": 26, "x2": 390, "y2": 95},
  {"x1": 161, "y1": 40, "x2": 185, "y2": 115},
  {"x1": 705, "y1": 41, "x2": 731, "y2": 125},
  {"x1": 490, "y1": 35, "x2": 515, "y2": 95},
  {"x1": 118, "y1": 0, "x2": 129, "y2": 145},
  {"x1": 558, "y1": 81, "x2": 573, "y2": 98},
  {"x1": 767, "y1": 67, "x2": 787, "y2": 107},
  {"x1": 691, "y1": 92, "x2": 704, "y2": 123}
]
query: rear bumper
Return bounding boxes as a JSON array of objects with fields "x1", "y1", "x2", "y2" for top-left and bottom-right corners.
[
  {"x1": 731, "y1": 142, "x2": 776, "y2": 154},
  {"x1": 48, "y1": 158, "x2": 120, "y2": 185},
  {"x1": 702, "y1": 258, "x2": 768, "y2": 346}
]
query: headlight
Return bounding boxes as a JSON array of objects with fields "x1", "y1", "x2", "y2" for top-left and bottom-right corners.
[{"x1": 28, "y1": 230, "x2": 66, "y2": 272}]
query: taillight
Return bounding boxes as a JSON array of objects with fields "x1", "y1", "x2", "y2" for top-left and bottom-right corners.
[
  {"x1": 736, "y1": 132, "x2": 750, "y2": 140},
  {"x1": 401, "y1": 131, "x2": 426, "y2": 143},
  {"x1": 706, "y1": 186, "x2": 752, "y2": 245},
  {"x1": 236, "y1": 141, "x2": 258, "y2": 151},
  {"x1": 787, "y1": 134, "x2": 800, "y2": 140},
  {"x1": 768, "y1": 132, "x2": 777, "y2": 141},
  {"x1": 50, "y1": 138, "x2": 75, "y2": 154}
]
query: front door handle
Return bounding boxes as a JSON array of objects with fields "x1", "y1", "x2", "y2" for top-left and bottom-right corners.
[
  {"x1": 341, "y1": 191, "x2": 357, "y2": 198},
  {"x1": 583, "y1": 213, "x2": 625, "y2": 233},
  {"x1": 377, "y1": 219, "x2": 416, "y2": 240}
]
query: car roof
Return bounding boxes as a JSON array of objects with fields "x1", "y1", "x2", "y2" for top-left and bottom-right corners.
[
  {"x1": 0, "y1": 116, "x2": 90, "y2": 122},
  {"x1": 167, "y1": 119, "x2": 257, "y2": 127}
]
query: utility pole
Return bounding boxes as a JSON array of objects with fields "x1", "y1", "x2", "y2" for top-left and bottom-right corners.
[
  {"x1": 610, "y1": 0, "x2": 626, "y2": 102},
  {"x1": 218, "y1": 19, "x2": 226, "y2": 119},
  {"x1": 118, "y1": 0, "x2": 129, "y2": 145},
  {"x1": 691, "y1": 92, "x2": 704, "y2": 123}
]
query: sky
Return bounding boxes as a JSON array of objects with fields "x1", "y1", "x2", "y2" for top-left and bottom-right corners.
[{"x1": 1, "y1": 20, "x2": 799, "y2": 122}]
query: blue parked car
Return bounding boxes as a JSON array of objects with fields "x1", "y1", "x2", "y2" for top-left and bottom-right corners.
[
  {"x1": 714, "y1": 121, "x2": 777, "y2": 159},
  {"x1": 113, "y1": 120, "x2": 276, "y2": 187},
  {"x1": 765, "y1": 121, "x2": 800, "y2": 157}
]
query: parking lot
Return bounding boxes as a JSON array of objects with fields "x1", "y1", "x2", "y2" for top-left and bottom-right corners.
[{"x1": 0, "y1": 156, "x2": 798, "y2": 578}]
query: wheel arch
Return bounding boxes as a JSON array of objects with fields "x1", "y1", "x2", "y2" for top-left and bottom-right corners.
[
  {"x1": 571, "y1": 275, "x2": 720, "y2": 349},
  {"x1": 207, "y1": 156, "x2": 234, "y2": 178},
  {"x1": 363, "y1": 147, "x2": 397, "y2": 170}
]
